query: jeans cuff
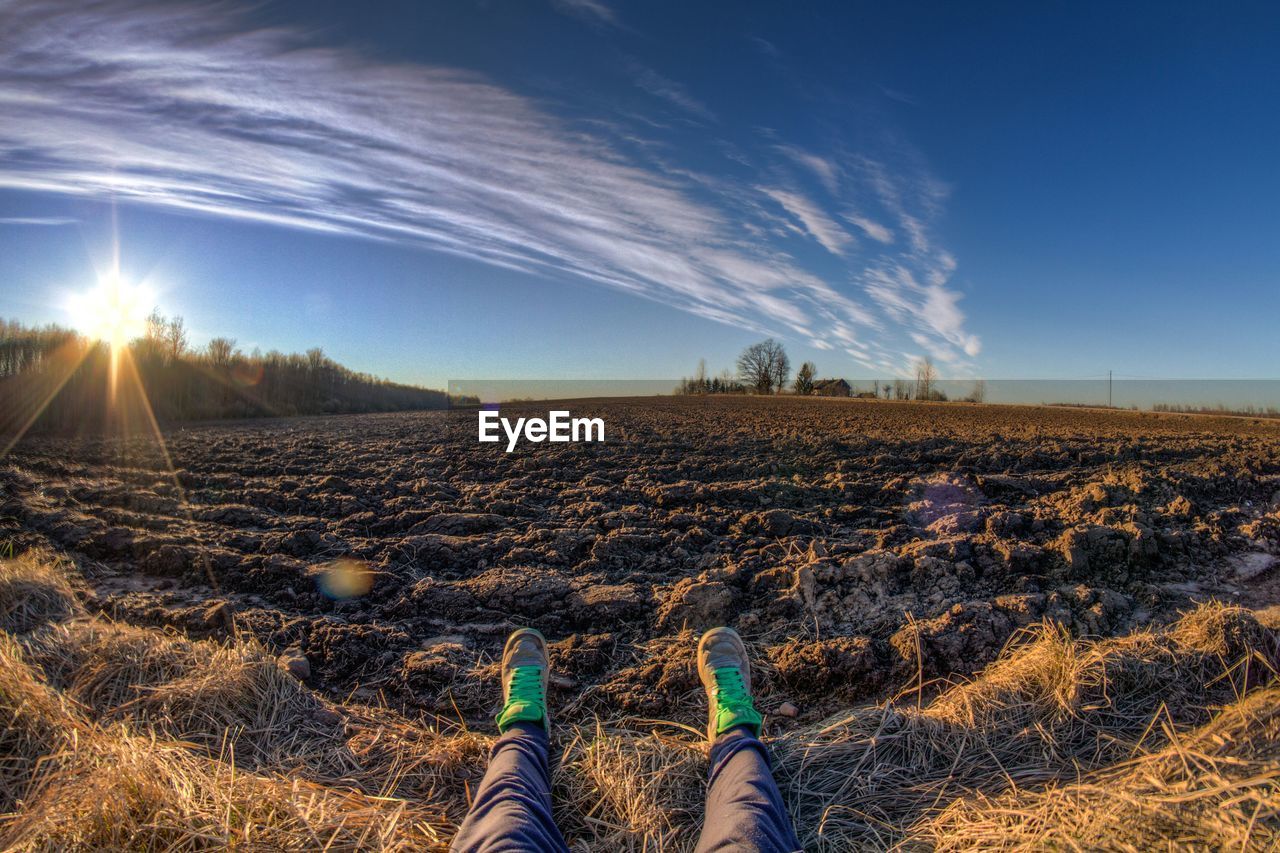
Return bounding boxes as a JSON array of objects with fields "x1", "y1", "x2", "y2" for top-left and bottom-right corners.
[
  {"x1": 494, "y1": 720, "x2": 549, "y2": 753},
  {"x1": 709, "y1": 724, "x2": 769, "y2": 773}
]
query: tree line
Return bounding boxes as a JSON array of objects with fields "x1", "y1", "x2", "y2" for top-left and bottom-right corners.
[
  {"x1": 0, "y1": 314, "x2": 458, "y2": 435},
  {"x1": 678, "y1": 337, "x2": 987, "y2": 402}
]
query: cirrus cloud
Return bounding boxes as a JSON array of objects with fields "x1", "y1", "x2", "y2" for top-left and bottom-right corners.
[{"x1": 0, "y1": 0, "x2": 980, "y2": 374}]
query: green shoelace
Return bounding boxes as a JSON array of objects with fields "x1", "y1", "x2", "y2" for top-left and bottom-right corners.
[
  {"x1": 496, "y1": 665, "x2": 546, "y2": 732},
  {"x1": 711, "y1": 666, "x2": 763, "y2": 736}
]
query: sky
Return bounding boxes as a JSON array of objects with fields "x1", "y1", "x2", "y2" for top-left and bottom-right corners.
[{"x1": 0, "y1": 0, "x2": 1278, "y2": 388}]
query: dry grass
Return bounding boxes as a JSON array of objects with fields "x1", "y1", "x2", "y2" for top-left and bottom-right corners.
[
  {"x1": 22, "y1": 619, "x2": 349, "y2": 772},
  {"x1": 768, "y1": 602, "x2": 1278, "y2": 850},
  {"x1": 18, "y1": 617, "x2": 494, "y2": 806},
  {"x1": 547, "y1": 603, "x2": 1279, "y2": 850},
  {"x1": 0, "y1": 624, "x2": 456, "y2": 849},
  {"x1": 0, "y1": 562, "x2": 467, "y2": 849},
  {"x1": 0, "y1": 554, "x2": 80, "y2": 634},
  {"x1": 4, "y1": 730, "x2": 448, "y2": 852},
  {"x1": 1, "y1": 555, "x2": 1278, "y2": 851},
  {"x1": 0, "y1": 631, "x2": 84, "y2": 811},
  {"x1": 25, "y1": 619, "x2": 208, "y2": 709},
  {"x1": 913, "y1": 684, "x2": 1280, "y2": 850},
  {"x1": 556, "y1": 722, "x2": 706, "y2": 849},
  {"x1": 341, "y1": 710, "x2": 489, "y2": 818}
]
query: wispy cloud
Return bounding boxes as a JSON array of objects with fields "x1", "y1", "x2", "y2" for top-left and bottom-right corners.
[
  {"x1": 0, "y1": 0, "x2": 979, "y2": 374},
  {"x1": 841, "y1": 212, "x2": 893, "y2": 244},
  {"x1": 880, "y1": 86, "x2": 919, "y2": 106},
  {"x1": 551, "y1": 0, "x2": 619, "y2": 27},
  {"x1": 625, "y1": 59, "x2": 715, "y2": 122},
  {"x1": 864, "y1": 263, "x2": 981, "y2": 361},
  {"x1": 760, "y1": 187, "x2": 853, "y2": 256},
  {"x1": 775, "y1": 144, "x2": 840, "y2": 194},
  {"x1": 748, "y1": 36, "x2": 781, "y2": 58},
  {"x1": 0, "y1": 216, "x2": 77, "y2": 226}
]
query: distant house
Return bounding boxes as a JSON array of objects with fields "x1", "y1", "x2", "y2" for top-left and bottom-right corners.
[{"x1": 813, "y1": 378, "x2": 851, "y2": 397}]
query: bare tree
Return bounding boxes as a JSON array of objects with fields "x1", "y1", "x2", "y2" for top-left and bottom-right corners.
[
  {"x1": 141, "y1": 310, "x2": 188, "y2": 365},
  {"x1": 915, "y1": 357, "x2": 936, "y2": 401},
  {"x1": 892, "y1": 378, "x2": 909, "y2": 400},
  {"x1": 770, "y1": 346, "x2": 790, "y2": 394},
  {"x1": 737, "y1": 338, "x2": 789, "y2": 394},
  {"x1": 145, "y1": 310, "x2": 167, "y2": 344},
  {"x1": 164, "y1": 315, "x2": 188, "y2": 361},
  {"x1": 207, "y1": 337, "x2": 236, "y2": 368},
  {"x1": 967, "y1": 379, "x2": 987, "y2": 403},
  {"x1": 793, "y1": 361, "x2": 816, "y2": 395},
  {"x1": 737, "y1": 341, "x2": 772, "y2": 394},
  {"x1": 679, "y1": 358, "x2": 713, "y2": 395}
]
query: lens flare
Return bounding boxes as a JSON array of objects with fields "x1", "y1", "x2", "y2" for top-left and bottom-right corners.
[
  {"x1": 232, "y1": 361, "x2": 265, "y2": 387},
  {"x1": 318, "y1": 558, "x2": 375, "y2": 599}
]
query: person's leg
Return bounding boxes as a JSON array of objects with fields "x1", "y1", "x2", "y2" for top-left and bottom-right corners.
[
  {"x1": 696, "y1": 725, "x2": 801, "y2": 853},
  {"x1": 694, "y1": 627, "x2": 801, "y2": 853},
  {"x1": 450, "y1": 721, "x2": 568, "y2": 853},
  {"x1": 449, "y1": 628, "x2": 570, "y2": 853}
]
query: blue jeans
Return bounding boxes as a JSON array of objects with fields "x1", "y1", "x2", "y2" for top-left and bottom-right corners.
[{"x1": 450, "y1": 723, "x2": 801, "y2": 852}]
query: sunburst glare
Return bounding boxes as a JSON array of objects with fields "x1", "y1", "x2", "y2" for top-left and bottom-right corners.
[{"x1": 67, "y1": 271, "x2": 153, "y2": 351}]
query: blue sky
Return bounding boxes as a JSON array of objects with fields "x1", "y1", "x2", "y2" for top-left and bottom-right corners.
[{"x1": 1, "y1": 0, "x2": 1277, "y2": 387}]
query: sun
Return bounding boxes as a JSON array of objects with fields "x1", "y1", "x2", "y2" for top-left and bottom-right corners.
[{"x1": 68, "y1": 272, "x2": 153, "y2": 350}]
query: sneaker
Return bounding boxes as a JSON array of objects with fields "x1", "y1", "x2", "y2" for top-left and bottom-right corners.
[
  {"x1": 697, "y1": 626, "x2": 764, "y2": 742},
  {"x1": 495, "y1": 627, "x2": 550, "y2": 733}
]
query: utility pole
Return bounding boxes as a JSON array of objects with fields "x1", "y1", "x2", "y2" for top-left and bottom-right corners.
[{"x1": 1108, "y1": 370, "x2": 1112, "y2": 408}]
